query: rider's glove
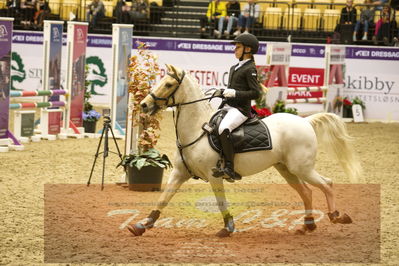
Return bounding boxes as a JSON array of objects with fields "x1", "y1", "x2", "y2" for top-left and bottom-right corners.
[
  {"x1": 212, "y1": 89, "x2": 224, "y2": 98},
  {"x1": 223, "y1": 88, "x2": 236, "y2": 98}
]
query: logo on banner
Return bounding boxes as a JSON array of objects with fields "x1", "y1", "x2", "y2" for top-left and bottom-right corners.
[
  {"x1": 0, "y1": 25, "x2": 8, "y2": 38},
  {"x1": 76, "y1": 28, "x2": 85, "y2": 43},
  {"x1": 11, "y1": 52, "x2": 26, "y2": 91},
  {"x1": 353, "y1": 49, "x2": 399, "y2": 59},
  {"x1": 355, "y1": 50, "x2": 367, "y2": 56},
  {"x1": 345, "y1": 76, "x2": 395, "y2": 95},
  {"x1": 52, "y1": 27, "x2": 61, "y2": 42},
  {"x1": 86, "y1": 56, "x2": 108, "y2": 95},
  {"x1": 177, "y1": 42, "x2": 191, "y2": 49},
  {"x1": 292, "y1": 48, "x2": 306, "y2": 54}
]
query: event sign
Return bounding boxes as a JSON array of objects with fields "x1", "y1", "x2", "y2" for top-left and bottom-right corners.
[{"x1": 0, "y1": 18, "x2": 13, "y2": 139}]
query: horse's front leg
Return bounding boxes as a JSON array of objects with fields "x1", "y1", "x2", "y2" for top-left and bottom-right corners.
[
  {"x1": 209, "y1": 177, "x2": 235, "y2": 237},
  {"x1": 127, "y1": 165, "x2": 191, "y2": 236}
]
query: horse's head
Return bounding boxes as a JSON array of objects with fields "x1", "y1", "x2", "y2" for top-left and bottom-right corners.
[{"x1": 140, "y1": 64, "x2": 185, "y2": 115}]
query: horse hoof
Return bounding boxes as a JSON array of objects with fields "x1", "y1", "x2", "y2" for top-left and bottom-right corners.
[
  {"x1": 127, "y1": 223, "x2": 146, "y2": 236},
  {"x1": 295, "y1": 226, "x2": 307, "y2": 235},
  {"x1": 304, "y1": 217, "x2": 317, "y2": 231},
  {"x1": 295, "y1": 222, "x2": 317, "y2": 235},
  {"x1": 337, "y1": 213, "x2": 353, "y2": 224},
  {"x1": 216, "y1": 228, "x2": 232, "y2": 238}
]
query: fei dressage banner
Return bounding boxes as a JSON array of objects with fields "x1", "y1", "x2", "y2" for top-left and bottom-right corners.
[{"x1": 11, "y1": 32, "x2": 399, "y2": 121}]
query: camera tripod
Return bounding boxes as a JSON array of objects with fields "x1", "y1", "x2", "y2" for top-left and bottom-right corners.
[{"x1": 87, "y1": 116, "x2": 123, "y2": 190}]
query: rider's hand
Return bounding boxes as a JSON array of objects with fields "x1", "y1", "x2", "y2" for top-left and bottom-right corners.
[
  {"x1": 212, "y1": 89, "x2": 224, "y2": 98},
  {"x1": 223, "y1": 88, "x2": 236, "y2": 98}
]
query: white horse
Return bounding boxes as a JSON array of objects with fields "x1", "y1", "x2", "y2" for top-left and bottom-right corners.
[{"x1": 127, "y1": 64, "x2": 361, "y2": 237}]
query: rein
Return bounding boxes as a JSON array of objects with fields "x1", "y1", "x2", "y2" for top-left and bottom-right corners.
[
  {"x1": 172, "y1": 106, "x2": 206, "y2": 180},
  {"x1": 153, "y1": 71, "x2": 218, "y2": 180}
]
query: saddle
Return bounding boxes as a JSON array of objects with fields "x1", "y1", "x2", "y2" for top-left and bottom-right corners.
[{"x1": 204, "y1": 110, "x2": 273, "y2": 154}]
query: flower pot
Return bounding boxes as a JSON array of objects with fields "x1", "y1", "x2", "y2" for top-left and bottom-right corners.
[
  {"x1": 343, "y1": 107, "x2": 353, "y2": 118},
  {"x1": 83, "y1": 120, "x2": 97, "y2": 133},
  {"x1": 127, "y1": 165, "x2": 164, "y2": 191}
]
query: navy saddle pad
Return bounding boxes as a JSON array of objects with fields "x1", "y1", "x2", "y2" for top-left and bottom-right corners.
[{"x1": 207, "y1": 110, "x2": 273, "y2": 153}]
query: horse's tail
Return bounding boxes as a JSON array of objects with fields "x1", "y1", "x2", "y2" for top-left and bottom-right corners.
[{"x1": 306, "y1": 113, "x2": 362, "y2": 183}]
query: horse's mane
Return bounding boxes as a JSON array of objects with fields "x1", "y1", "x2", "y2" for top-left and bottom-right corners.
[{"x1": 182, "y1": 72, "x2": 214, "y2": 112}]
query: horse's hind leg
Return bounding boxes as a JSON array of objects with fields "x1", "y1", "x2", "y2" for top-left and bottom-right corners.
[
  {"x1": 274, "y1": 163, "x2": 317, "y2": 233},
  {"x1": 295, "y1": 169, "x2": 353, "y2": 224}
]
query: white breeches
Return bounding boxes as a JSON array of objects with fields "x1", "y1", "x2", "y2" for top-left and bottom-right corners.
[{"x1": 218, "y1": 106, "x2": 248, "y2": 135}]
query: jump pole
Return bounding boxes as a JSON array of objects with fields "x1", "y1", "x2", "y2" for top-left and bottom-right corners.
[
  {"x1": 9, "y1": 91, "x2": 66, "y2": 142},
  {"x1": 62, "y1": 21, "x2": 88, "y2": 138},
  {"x1": 0, "y1": 17, "x2": 24, "y2": 152},
  {"x1": 285, "y1": 86, "x2": 328, "y2": 104}
]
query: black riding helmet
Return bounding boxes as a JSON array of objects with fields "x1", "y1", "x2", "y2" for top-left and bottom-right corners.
[{"x1": 231, "y1": 33, "x2": 259, "y2": 54}]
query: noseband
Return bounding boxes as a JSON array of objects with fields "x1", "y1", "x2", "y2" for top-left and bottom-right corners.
[{"x1": 150, "y1": 71, "x2": 186, "y2": 108}]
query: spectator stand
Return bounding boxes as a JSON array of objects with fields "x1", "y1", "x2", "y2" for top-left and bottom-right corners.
[
  {"x1": 1, "y1": 0, "x2": 396, "y2": 44},
  {"x1": 0, "y1": 0, "x2": 7, "y2": 16},
  {"x1": 92, "y1": 0, "x2": 153, "y2": 35}
]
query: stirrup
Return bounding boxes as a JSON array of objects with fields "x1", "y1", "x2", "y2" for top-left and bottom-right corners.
[
  {"x1": 224, "y1": 168, "x2": 242, "y2": 180},
  {"x1": 212, "y1": 167, "x2": 224, "y2": 177},
  {"x1": 212, "y1": 159, "x2": 224, "y2": 178}
]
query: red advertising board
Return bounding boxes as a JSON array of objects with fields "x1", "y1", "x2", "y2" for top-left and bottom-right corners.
[
  {"x1": 69, "y1": 25, "x2": 87, "y2": 127},
  {"x1": 288, "y1": 67, "x2": 324, "y2": 99}
]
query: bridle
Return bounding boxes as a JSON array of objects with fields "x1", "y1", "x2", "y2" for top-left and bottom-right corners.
[
  {"x1": 150, "y1": 71, "x2": 217, "y2": 109},
  {"x1": 149, "y1": 71, "x2": 186, "y2": 108},
  {"x1": 148, "y1": 71, "x2": 220, "y2": 181}
]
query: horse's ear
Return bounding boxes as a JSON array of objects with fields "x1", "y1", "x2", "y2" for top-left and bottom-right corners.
[
  {"x1": 165, "y1": 64, "x2": 181, "y2": 77},
  {"x1": 165, "y1": 64, "x2": 172, "y2": 73}
]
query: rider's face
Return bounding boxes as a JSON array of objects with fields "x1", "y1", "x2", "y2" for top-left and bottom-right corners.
[{"x1": 234, "y1": 43, "x2": 244, "y2": 59}]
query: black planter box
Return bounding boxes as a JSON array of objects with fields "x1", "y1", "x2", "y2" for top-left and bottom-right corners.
[
  {"x1": 83, "y1": 120, "x2": 97, "y2": 133},
  {"x1": 343, "y1": 107, "x2": 353, "y2": 118},
  {"x1": 127, "y1": 165, "x2": 164, "y2": 191}
]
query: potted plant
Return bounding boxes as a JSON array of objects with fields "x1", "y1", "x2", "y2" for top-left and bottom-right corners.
[
  {"x1": 118, "y1": 41, "x2": 172, "y2": 191},
  {"x1": 82, "y1": 67, "x2": 101, "y2": 133},
  {"x1": 119, "y1": 148, "x2": 172, "y2": 191},
  {"x1": 251, "y1": 73, "x2": 272, "y2": 118},
  {"x1": 343, "y1": 97, "x2": 365, "y2": 118},
  {"x1": 252, "y1": 91, "x2": 272, "y2": 118},
  {"x1": 272, "y1": 100, "x2": 298, "y2": 115},
  {"x1": 82, "y1": 109, "x2": 101, "y2": 133}
]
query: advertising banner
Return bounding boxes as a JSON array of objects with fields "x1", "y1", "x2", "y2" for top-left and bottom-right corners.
[
  {"x1": 288, "y1": 44, "x2": 326, "y2": 114},
  {"x1": 20, "y1": 112, "x2": 35, "y2": 137},
  {"x1": 45, "y1": 22, "x2": 63, "y2": 102},
  {"x1": 48, "y1": 110, "x2": 62, "y2": 135},
  {"x1": 111, "y1": 25, "x2": 133, "y2": 133},
  {"x1": 10, "y1": 33, "x2": 399, "y2": 121},
  {"x1": 66, "y1": 22, "x2": 88, "y2": 128},
  {"x1": 0, "y1": 19, "x2": 13, "y2": 139},
  {"x1": 345, "y1": 47, "x2": 399, "y2": 121}
]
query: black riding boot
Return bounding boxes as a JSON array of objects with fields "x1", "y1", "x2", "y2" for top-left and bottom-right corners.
[{"x1": 220, "y1": 129, "x2": 238, "y2": 179}]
